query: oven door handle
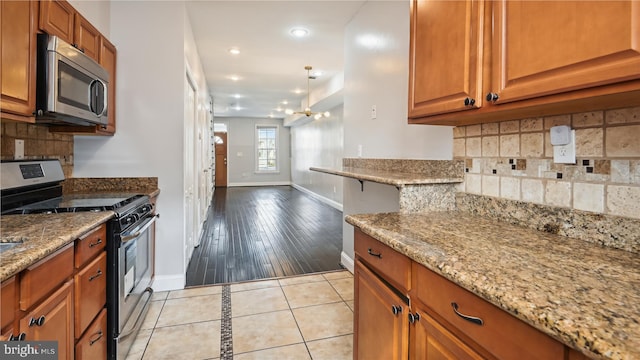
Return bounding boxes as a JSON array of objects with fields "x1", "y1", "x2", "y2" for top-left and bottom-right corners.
[{"x1": 121, "y1": 214, "x2": 158, "y2": 243}]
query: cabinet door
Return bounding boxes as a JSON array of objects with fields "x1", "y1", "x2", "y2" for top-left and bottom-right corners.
[
  {"x1": 21, "y1": 280, "x2": 74, "y2": 360},
  {"x1": 411, "y1": 302, "x2": 484, "y2": 360},
  {"x1": 0, "y1": 0, "x2": 38, "y2": 120},
  {"x1": 98, "y1": 37, "x2": 116, "y2": 134},
  {"x1": 408, "y1": 0, "x2": 485, "y2": 118},
  {"x1": 354, "y1": 261, "x2": 409, "y2": 360},
  {"x1": 491, "y1": 0, "x2": 640, "y2": 104},
  {"x1": 74, "y1": 13, "x2": 100, "y2": 62},
  {"x1": 39, "y1": 0, "x2": 75, "y2": 44}
]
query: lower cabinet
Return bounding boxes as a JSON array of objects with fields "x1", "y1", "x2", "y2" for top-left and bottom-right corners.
[
  {"x1": 410, "y1": 300, "x2": 484, "y2": 360},
  {"x1": 75, "y1": 309, "x2": 107, "y2": 360},
  {"x1": 20, "y1": 280, "x2": 74, "y2": 360},
  {"x1": 354, "y1": 260, "x2": 409, "y2": 360},
  {"x1": 353, "y1": 228, "x2": 569, "y2": 360}
]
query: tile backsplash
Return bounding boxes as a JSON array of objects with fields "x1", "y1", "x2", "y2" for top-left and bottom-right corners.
[
  {"x1": 0, "y1": 122, "x2": 74, "y2": 178},
  {"x1": 454, "y1": 106, "x2": 640, "y2": 220}
]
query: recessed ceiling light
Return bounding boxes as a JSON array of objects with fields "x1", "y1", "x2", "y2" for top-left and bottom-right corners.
[
  {"x1": 294, "y1": 89, "x2": 302, "y2": 94},
  {"x1": 275, "y1": 107, "x2": 283, "y2": 112},
  {"x1": 290, "y1": 27, "x2": 309, "y2": 38},
  {"x1": 281, "y1": 100, "x2": 288, "y2": 105},
  {"x1": 312, "y1": 71, "x2": 323, "y2": 77},
  {"x1": 233, "y1": 94, "x2": 242, "y2": 99},
  {"x1": 229, "y1": 75, "x2": 240, "y2": 81},
  {"x1": 228, "y1": 47, "x2": 240, "y2": 55}
]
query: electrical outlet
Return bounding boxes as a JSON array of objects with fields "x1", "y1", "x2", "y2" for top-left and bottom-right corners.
[
  {"x1": 357, "y1": 145, "x2": 363, "y2": 157},
  {"x1": 553, "y1": 130, "x2": 576, "y2": 164}
]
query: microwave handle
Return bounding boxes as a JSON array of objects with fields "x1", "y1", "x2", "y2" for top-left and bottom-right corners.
[{"x1": 89, "y1": 79, "x2": 108, "y2": 118}]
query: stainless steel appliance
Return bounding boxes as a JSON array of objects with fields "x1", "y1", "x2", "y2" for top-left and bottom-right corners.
[
  {"x1": 36, "y1": 34, "x2": 109, "y2": 127},
  {"x1": 0, "y1": 160, "x2": 157, "y2": 359}
]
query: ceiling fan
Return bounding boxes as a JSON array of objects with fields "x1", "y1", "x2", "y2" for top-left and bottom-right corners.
[{"x1": 286, "y1": 66, "x2": 330, "y2": 120}]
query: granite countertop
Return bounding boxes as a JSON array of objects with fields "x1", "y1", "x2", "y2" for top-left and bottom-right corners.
[
  {"x1": 0, "y1": 212, "x2": 114, "y2": 282},
  {"x1": 346, "y1": 212, "x2": 640, "y2": 360},
  {"x1": 310, "y1": 166, "x2": 464, "y2": 186}
]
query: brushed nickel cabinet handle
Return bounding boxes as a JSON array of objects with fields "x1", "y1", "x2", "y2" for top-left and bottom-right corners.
[
  {"x1": 88, "y1": 238, "x2": 103, "y2": 248},
  {"x1": 89, "y1": 269, "x2": 103, "y2": 281},
  {"x1": 89, "y1": 330, "x2": 103, "y2": 346}
]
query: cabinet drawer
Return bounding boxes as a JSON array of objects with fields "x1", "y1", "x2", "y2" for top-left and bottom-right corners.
[
  {"x1": 74, "y1": 251, "x2": 106, "y2": 339},
  {"x1": 20, "y1": 243, "x2": 74, "y2": 311},
  {"x1": 75, "y1": 223, "x2": 107, "y2": 268},
  {"x1": 354, "y1": 228, "x2": 411, "y2": 293},
  {"x1": 413, "y1": 264, "x2": 564, "y2": 360},
  {"x1": 75, "y1": 308, "x2": 107, "y2": 360},
  {"x1": 1, "y1": 277, "x2": 16, "y2": 331}
]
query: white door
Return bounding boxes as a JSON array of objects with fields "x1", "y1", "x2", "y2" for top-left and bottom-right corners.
[{"x1": 184, "y1": 73, "x2": 197, "y2": 271}]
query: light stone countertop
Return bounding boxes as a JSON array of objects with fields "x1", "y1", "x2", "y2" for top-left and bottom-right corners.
[
  {"x1": 345, "y1": 211, "x2": 640, "y2": 360},
  {"x1": 310, "y1": 166, "x2": 464, "y2": 186},
  {"x1": 0, "y1": 212, "x2": 114, "y2": 282}
]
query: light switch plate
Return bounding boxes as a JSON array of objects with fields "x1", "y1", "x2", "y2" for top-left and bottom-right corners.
[
  {"x1": 15, "y1": 139, "x2": 24, "y2": 160},
  {"x1": 553, "y1": 130, "x2": 576, "y2": 164}
]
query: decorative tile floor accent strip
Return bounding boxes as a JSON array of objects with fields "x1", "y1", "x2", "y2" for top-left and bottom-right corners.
[{"x1": 220, "y1": 285, "x2": 233, "y2": 360}]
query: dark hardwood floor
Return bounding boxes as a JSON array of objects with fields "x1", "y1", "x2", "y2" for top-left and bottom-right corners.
[{"x1": 186, "y1": 186, "x2": 344, "y2": 286}]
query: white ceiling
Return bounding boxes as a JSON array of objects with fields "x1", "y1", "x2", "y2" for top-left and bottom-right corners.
[{"x1": 185, "y1": 1, "x2": 366, "y2": 119}]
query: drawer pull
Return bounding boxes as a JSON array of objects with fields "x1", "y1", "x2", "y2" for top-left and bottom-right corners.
[
  {"x1": 89, "y1": 330, "x2": 104, "y2": 346},
  {"x1": 367, "y1": 248, "x2": 382, "y2": 258},
  {"x1": 451, "y1": 302, "x2": 484, "y2": 326},
  {"x1": 408, "y1": 312, "x2": 421, "y2": 324},
  {"x1": 10, "y1": 333, "x2": 26, "y2": 341},
  {"x1": 89, "y1": 269, "x2": 103, "y2": 282},
  {"x1": 391, "y1": 305, "x2": 403, "y2": 315},
  {"x1": 29, "y1": 315, "x2": 45, "y2": 327},
  {"x1": 89, "y1": 238, "x2": 103, "y2": 248}
]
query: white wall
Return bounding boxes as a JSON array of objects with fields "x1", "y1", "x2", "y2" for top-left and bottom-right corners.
[
  {"x1": 222, "y1": 117, "x2": 291, "y2": 186},
  {"x1": 290, "y1": 104, "x2": 344, "y2": 209},
  {"x1": 340, "y1": 1, "x2": 454, "y2": 268},
  {"x1": 74, "y1": 2, "x2": 201, "y2": 291}
]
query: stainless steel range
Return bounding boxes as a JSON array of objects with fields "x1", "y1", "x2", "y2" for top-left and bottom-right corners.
[{"x1": 0, "y1": 159, "x2": 157, "y2": 359}]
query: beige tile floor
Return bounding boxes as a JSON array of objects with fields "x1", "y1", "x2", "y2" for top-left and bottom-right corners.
[{"x1": 126, "y1": 270, "x2": 354, "y2": 360}]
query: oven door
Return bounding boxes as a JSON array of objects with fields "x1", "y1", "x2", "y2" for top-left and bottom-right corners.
[{"x1": 115, "y1": 214, "x2": 157, "y2": 359}]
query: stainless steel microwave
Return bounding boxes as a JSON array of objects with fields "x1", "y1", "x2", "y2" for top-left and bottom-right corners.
[{"x1": 36, "y1": 34, "x2": 109, "y2": 127}]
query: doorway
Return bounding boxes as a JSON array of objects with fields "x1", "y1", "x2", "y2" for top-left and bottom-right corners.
[{"x1": 214, "y1": 132, "x2": 227, "y2": 187}]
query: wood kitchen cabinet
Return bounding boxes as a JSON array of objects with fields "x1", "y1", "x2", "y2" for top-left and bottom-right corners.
[
  {"x1": 2, "y1": 222, "x2": 109, "y2": 359},
  {"x1": 408, "y1": 0, "x2": 485, "y2": 118},
  {"x1": 39, "y1": 0, "x2": 100, "y2": 62},
  {"x1": 353, "y1": 228, "x2": 567, "y2": 360},
  {"x1": 0, "y1": 0, "x2": 38, "y2": 122},
  {"x1": 354, "y1": 261, "x2": 409, "y2": 360},
  {"x1": 20, "y1": 280, "x2": 74, "y2": 360},
  {"x1": 408, "y1": 0, "x2": 640, "y2": 126}
]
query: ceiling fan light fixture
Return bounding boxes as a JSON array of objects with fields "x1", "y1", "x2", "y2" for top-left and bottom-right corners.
[{"x1": 289, "y1": 66, "x2": 330, "y2": 119}]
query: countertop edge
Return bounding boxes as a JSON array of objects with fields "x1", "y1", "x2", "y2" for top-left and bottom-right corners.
[
  {"x1": 310, "y1": 166, "x2": 464, "y2": 186},
  {"x1": 0, "y1": 212, "x2": 115, "y2": 282}
]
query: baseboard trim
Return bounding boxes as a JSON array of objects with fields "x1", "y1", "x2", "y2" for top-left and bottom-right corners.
[
  {"x1": 291, "y1": 183, "x2": 343, "y2": 212},
  {"x1": 228, "y1": 181, "x2": 292, "y2": 187},
  {"x1": 341, "y1": 251, "x2": 354, "y2": 274},
  {"x1": 152, "y1": 274, "x2": 185, "y2": 292}
]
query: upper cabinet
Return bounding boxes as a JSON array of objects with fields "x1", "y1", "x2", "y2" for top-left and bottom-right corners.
[
  {"x1": 408, "y1": 0, "x2": 485, "y2": 118},
  {"x1": 39, "y1": 0, "x2": 100, "y2": 62},
  {"x1": 0, "y1": 0, "x2": 38, "y2": 122},
  {"x1": 408, "y1": 0, "x2": 640, "y2": 126}
]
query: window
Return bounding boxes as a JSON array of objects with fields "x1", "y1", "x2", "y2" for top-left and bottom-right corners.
[{"x1": 256, "y1": 125, "x2": 278, "y2": 172}]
